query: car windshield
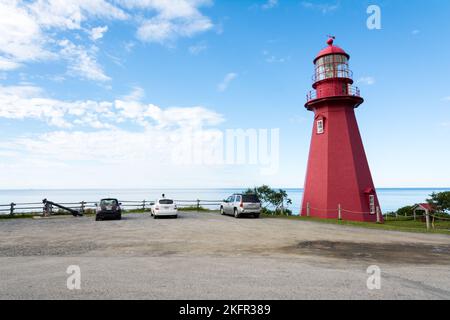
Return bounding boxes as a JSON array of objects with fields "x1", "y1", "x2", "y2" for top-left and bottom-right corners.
[
  {"x1": 101, "y1": 199, "x2": 118, "y2": 206},
  {"x1": 159, "y1": 199, "x2": 174, "y2": 205},
  {"x1": 242, "y1": 194, "x2": 260, "y2": 203}
]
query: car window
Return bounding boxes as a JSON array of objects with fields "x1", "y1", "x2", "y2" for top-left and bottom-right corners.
[
  {"x1": 235, "y1": 195, "x2": 241, "y2": 202},
  {"x1": 227, "y1": 196, "x2": 233, "y2": 202},
  {"x1": 101, "y1": 199, "x2": 118, "y2": 206},
  {"x1": 242, "y1": 194, "x2": 260, "y2": 203},
  {"x1": 159, "y1": 199, "x2": 174, "y2": 204}
]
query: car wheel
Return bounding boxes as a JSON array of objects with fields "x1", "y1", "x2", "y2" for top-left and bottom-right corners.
[
  {"x1": 95, "y1": 217, "x2": 101, "y2": 221},
  {"x1": 154, "y1": 215, "x2": 158, "y2": 219},
  {"x1": 254, "y1": 214, "x2": 260, "y2": 219},
  {"x1": 234, "y1": 208, "x2": 240, "y2": 219},
  {"x1": 220, "y1": 206, "x2": 225, "y2": 215}
]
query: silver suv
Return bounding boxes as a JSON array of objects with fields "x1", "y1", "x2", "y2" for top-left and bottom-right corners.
[{"x1": 220, "y1": 194, "x2": 261, "y2": 218}]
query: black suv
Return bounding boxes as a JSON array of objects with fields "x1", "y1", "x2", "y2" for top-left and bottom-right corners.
[{"x1": 95, "y1": 198, "x2": 122, "y2": 221}]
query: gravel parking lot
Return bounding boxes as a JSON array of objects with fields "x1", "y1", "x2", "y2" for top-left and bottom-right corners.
[{"x1": 1, "y1": 211, "x2": 450, "y2": 299}]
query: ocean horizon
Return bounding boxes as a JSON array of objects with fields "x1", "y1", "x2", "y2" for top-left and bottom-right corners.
[{"x1": 1, "y1": 187, "x2": 449, "y2": 214}]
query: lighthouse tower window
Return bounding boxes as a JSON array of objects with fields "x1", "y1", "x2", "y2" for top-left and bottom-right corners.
[{"x1": 316, "y1": 120, "x2": 324, "y2": 134}]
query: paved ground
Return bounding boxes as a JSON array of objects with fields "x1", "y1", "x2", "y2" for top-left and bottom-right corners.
[{"x1": 1, "y1": 211, "x2": 450, "y2": 300}]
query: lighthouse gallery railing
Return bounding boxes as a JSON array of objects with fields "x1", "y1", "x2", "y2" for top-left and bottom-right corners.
[{"x1": 306, "y1": 85, "x2": 361, "y2": 102}]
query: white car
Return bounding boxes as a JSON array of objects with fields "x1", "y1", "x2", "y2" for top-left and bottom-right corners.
[{"x1": 151, "y1": 198, "x2": 178, "y2": 219}]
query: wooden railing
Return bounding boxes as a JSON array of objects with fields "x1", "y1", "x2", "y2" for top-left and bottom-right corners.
[{"x1": 0, "y1": 199, "x2": 223, "y2": 216}]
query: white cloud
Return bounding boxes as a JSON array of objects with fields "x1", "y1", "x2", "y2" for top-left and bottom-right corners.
[
  {"x1": 90, "y1": 25, "x2": 108, "y2": 41},
  {"x1": 28, "y1": 0, "x2": 128, "y2": 30},
  {"x1": 136, "y1": 18, "x2": 175, "y2": 43},
  {"x1": 0, "y1": 1, "x2": 51, "y2": 70},
  {"x1": 59, "y1": 39, "x2": 111, "y2": 82},
  {"x1": 115, "y1": 100, "x2": 223, "y2": 128},
  {"x1": 0, "y1": 84, "x2": 223, "y2": 130},
  {"x1": 357, "y1": 76, "x2": 376, "y2": 86},
  {"x1": 0, "y1": 84, "x2": 226, "y2": 188},
  {"x1": 262, "y1": 50, "x2": 288, "y2": 63},
  {"x1": 441, "y1": 97, "x2": 450, "y2": 102},
  {"x1": 119, "y1": 0, "x2": 212, "y2": 19},
  {"x1": 189, "y1": 42, "x2": 208, "y2": 55},
  {"x1": 262, "y1": 0, "x2": 278, "y2": 10},
  {"x1": 0, "y1": 57, "x2": 22, "y2": 71},
  {"x1": 122, "y1": 86, "x2": 146, "y2": 101},
  {"x1": 412, "y1": 30, "x2": 420, "y2": 35},
  {"x1": 0, "y1": 124, "x2": 228, "y2": 189},
  {"x1": 0, "y1": 85, "x2": 72, "y2": 128},
  {"x1": 127, "y1": 0, "x2": 214, "y2": 43},
  {"x1": 137, "y1": 15, "x2": 212, "y2": 44},
  {"x1": 0, "y1": 0, "x2": 215, "y2": 76},
  {"x1": 301, "y1": 2, "x2": 339, "y2": 14},
  {"x1": 124, "y1": 41, "x2": 136, "y2": 52},
  {"x1": 0, "y1": 0, "x2": 126, "y2": 76},
  {"x1": 217, "y1": 73, "x2": 238, "y2": 92},
  {"x1": 0, "y1": 84, "x2": 116, "y2": 128}
]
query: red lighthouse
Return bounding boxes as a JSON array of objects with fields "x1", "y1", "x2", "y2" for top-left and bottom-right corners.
[{"x1": 301, "y1": 38, "x2": 382, "y2": 223}]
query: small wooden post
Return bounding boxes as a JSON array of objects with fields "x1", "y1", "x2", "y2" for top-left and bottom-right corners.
[
  {"x1": 425, "y1": 209, "x2": 431, "y2": 231},
  {"x1": 196, "y1": 199, "x2": 200, "y2": 211},
  {"x1": 142, "y1": 200, "x2": 146, "y2": 210},
  {"x1": 43, "y1": 202, "x2": 52, "y2": 217},
  {"x1": 80, "y1": 201, "x2": 86, "y2": 214},
  {"x1": 376, "y1": 206, "x2": 381, "y2": 224},
  {"x1": 10, "y1": 202, "x2": 15, "y2": 216},
  {"x1": 306, "y1": 202, "x2": 310, "y2": 217},
  {"x1": 338, "y1": 204, "x2": 342, "y2": 220},
  {"x1": 413, "y1": 209, "x2": 416, "y2": 221}
]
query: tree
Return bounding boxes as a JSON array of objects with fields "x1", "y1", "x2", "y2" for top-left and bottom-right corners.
[
  {"x1": 427, "y1": 192, "x2": 450, "y2": 214},
  {"x1": 244, "y1": 186, "x2": 293, "y2": 216},
  {"x1": 244, "y1": 185, "x2": 272, "y2": 210},
  {"x1": 396, "y1": 205, "x2": 414, "y2": 217}
]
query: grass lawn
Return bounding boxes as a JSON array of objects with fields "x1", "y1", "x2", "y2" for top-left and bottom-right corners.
[
  {"x1": 178, "y1": 206, "x2": 215, "y2": 212},
  {"x1": 0, "y1": 213, "x2": 37, "y2": 220},
  {"x1": 264, "y1": 214, "x2": 450, "y2": 235}
]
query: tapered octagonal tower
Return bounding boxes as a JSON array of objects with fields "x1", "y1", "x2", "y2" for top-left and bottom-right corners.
[{"x1": 301, "y1": 38, "x2": 382, "y2": 223}]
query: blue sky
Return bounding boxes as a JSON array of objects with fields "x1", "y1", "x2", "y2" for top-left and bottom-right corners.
[{"x1": 0, "y1": 0, "x2": 449, "y2": 189}]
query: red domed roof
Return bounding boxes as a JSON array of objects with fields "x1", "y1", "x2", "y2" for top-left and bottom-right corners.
[{"x1": 314, "y1": 38, "x2": 350, "y2": 63}]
